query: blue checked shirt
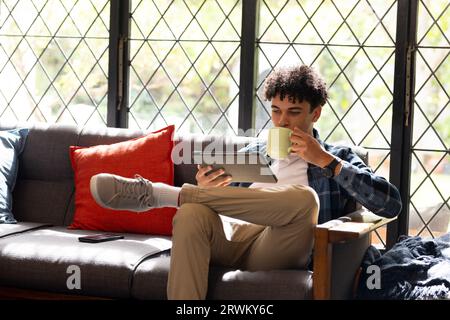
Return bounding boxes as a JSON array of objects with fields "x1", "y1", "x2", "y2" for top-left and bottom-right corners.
[{"x1": 234, "y1": 129, "x2": 402, "y2": 224}]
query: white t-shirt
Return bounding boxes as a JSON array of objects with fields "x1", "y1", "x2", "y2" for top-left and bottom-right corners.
[{"x1": 249, "y1": 154, "x2": 309, "y2": 189}]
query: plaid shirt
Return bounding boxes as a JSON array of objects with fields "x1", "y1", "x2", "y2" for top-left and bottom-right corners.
[{"x1": 234, "y1": 129, "x2": 402, "y2": 224}]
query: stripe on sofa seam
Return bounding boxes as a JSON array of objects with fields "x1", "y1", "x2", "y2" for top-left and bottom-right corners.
[{"x1": 127, "y1": 249, "x2": 171, "y2": 299}]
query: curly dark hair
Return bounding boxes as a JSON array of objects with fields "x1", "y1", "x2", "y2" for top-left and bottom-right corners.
[{"x1": 263, "y1": 65, "x2": 328, "y2": 112}]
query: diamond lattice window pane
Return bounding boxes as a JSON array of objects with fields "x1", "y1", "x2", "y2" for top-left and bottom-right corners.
[
  {"x1": 0, "y1": 0, "x2": 110, "y2": 127},
  {"x1": 417, "y1": 1, "x2": 450, "y2": 47},
  {"x1": 256, "y1": 0, "x2": 397, "y2": 140},
  {"x1": 129, "y1": 0, "x2": 242, "y2": 136},
  {"x1": 409, "y1": 152, "x2": 450, "y2": 238},
  {"x1": 411, "y1": 0, "x2": 450, "y2": 238},
  {"x1": 369, "y1": 150, "x2": 391, "y2": 177}
]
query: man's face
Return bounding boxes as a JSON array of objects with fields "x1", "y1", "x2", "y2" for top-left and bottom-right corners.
[{"x1": 270, "y1": 94, "x2": 322, "y2": 133}]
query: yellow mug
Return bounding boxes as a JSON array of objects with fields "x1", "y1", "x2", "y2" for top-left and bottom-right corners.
[{"x1": 267, "y1": 127, "x2": 293, "y2": 160}]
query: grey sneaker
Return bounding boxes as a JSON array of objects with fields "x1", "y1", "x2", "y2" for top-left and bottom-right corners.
[{"x1": 90, "y1": 173, "x2": 154, "y2": 212}]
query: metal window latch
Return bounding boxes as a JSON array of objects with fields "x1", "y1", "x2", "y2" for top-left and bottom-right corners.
[
  {"x1": 117, "y1": 35, "x2": 126, "y2": 111},
  {"x1": 404, "y1": 44, "x2": 415, "y2": 127}
]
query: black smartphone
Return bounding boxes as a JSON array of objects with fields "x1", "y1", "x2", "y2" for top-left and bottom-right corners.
[{"x1": 78, "y1": 233, "x2": 124, "y2": 243}]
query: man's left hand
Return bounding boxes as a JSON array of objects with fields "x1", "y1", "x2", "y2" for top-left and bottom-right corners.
[{"x1": 290, "y1": 127, "x2": 335, "y2": 168}]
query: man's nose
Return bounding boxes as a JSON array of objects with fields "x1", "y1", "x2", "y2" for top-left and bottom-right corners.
[{"x1": 278, "y1": 113, "x2": 289, "y2": 127}]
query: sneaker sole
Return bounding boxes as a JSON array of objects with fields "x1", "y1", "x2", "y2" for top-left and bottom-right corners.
[{"x1": 90, "y1": 174, "x2": 110, "y2": 210}]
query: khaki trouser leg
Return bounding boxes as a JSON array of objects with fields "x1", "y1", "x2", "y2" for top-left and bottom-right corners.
[
  {"x1": 167, "y1": 203, "x2": 254, "y2": 300},
  {"x1": 167, "y1": 184, "x2": 319, "y2": 300}
]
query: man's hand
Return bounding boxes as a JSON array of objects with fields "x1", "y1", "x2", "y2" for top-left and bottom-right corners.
[
  {"x1": 195, "y1": 165, "x2": 232, "y2": 188},
  {"x1": 289, "y1": 127, "x2": 335, "y2": 168}
]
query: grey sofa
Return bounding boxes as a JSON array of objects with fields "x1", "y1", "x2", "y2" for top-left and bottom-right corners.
[{"x1": 0, "y1": 122, "x2": 392, "y2": 300}]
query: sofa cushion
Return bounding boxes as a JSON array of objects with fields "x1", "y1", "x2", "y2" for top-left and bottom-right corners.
[
  {"x1": 0, "y1": 128, "x2": 29, "y2": 223},
  {"x1": 0, "y1": 222, "x2": 52, "y2": 238},
  {"x1": 69, "y1": 125, "x2": 177, "y2": 236},
  {"x1": 15, "y1": 123, "x2": 79, "y2": 181},
  {"x1": 206, "y1": 268, "x2": 313, "y2": 300},
  {"x1": 130, "y1": 254, "x2": 313, "y2": 300},
  {"x1": 0, "y1": 226, "x2": 171, "y2": 298},
  {"x1": 0, "y1": 123, "x2": 80, "y2": 225},
  {"x1": 12, "y1": 180, "x2": 75, "y2": 225}
]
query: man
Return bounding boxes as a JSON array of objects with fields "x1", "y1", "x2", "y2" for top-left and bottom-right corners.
[{"x1": 90, "y1": 65, "x2": 402, "y2": 300}]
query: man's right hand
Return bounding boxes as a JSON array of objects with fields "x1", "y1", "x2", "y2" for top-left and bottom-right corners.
[{"x1": 195, "y1": 165, "x2": 232, "y2": 188}]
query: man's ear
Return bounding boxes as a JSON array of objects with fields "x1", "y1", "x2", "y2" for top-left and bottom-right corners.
[{"x1": 312, "y1": 106, "x2": 322, "y2": 122}]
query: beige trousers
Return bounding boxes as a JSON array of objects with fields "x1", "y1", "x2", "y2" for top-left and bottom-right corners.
[{"x1": 167, "y1": 184, "x2": 319, "y2": 300}]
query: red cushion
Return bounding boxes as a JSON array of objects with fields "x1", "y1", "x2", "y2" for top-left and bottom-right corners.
[{"x1": 68, "y1": 125, "x2": 177, "y2": 236}]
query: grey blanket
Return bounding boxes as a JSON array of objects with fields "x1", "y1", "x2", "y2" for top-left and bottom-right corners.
[{"x1": 357, "y1": 232, "x2": 450, "y2": 300}]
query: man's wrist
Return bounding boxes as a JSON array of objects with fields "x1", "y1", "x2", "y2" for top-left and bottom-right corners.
[
  {"x1": 321, "y1": 155, "x2": 343, "y2": 178},
  {"x1": 318, "y1": 152, "x2": 335, "y2": 168}
]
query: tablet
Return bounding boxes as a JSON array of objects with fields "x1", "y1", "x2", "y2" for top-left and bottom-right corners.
[{"x1": 193, "y1": 151, "x2": 278, "y2": 183}]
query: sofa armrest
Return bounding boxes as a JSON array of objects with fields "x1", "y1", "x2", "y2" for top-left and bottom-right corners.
[
  {"x1": 323, "y1": 209, "x2": 396, "y2": 243},
  {"x1": 313, "y1": 209, "x2": 397, "y2": 300}
]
